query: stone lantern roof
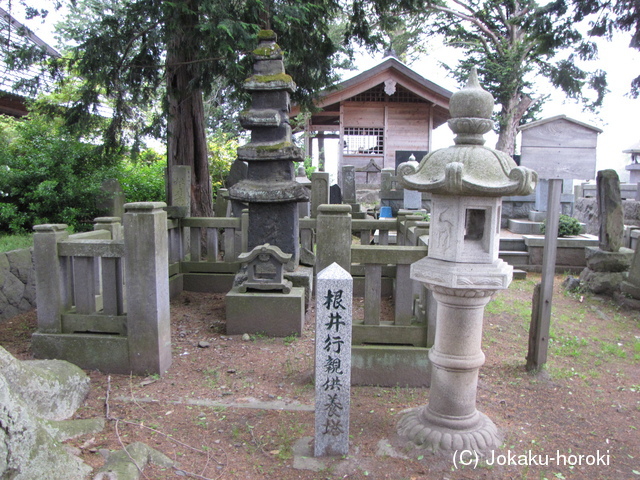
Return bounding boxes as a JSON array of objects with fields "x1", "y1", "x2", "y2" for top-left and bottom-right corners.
[{"x1": 398, "y1": 68, "x2": 537, "y2": 197}]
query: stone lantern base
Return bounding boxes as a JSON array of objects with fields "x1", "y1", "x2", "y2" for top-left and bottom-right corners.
[{"x1": 397, "y1": 256, "x2": 511, "y2": 453}]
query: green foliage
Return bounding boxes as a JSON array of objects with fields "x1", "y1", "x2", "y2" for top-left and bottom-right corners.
[
  {"x1": 0, "y1": 234, "x2": 34, "y2": 253},
  {"x1": 0, "y1": 113, "x2": 119, "y2": 234},
  {"x1": 208, "y1": 131, "x2": 237, "y2": 198},
  {"x1": 368, "y1": 0, "x2": 608, "y2": 154},
  {"x1": 294, "y1": 157, "x2": 316, "y2": 179},
  {"x1": 118, "y1": 155, "x2": 167, "y2": 203},
  {"x1": 541, "y1": 214, "x2": 583, "y2": 237}
]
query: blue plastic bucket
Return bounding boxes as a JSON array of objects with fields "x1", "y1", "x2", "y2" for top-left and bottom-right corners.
[{"x1": 379, "y1": 206, "x2": 393, "y2": 218}]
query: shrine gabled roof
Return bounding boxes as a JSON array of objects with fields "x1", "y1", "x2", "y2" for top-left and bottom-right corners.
[
  {"x1": 291, "y1": 57, "x2": 452, "y2": 123},
  {"x1": 518, "y1": 114, "x2": 603, "y2": 134}
]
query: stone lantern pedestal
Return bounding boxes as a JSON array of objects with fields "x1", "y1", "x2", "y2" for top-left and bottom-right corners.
[{"x1": 395, "y1": 68, "x2": 537, "y2": 453}]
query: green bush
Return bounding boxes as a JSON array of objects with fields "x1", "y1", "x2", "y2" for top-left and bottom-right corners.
[
  {"x1": 118, "y1": 155, "x2": 167, "y2": 203},
  {"x1": 541, "y1": 214, "x2": 582, "y2": 237},
  {"x1": 208, "y1": 131, "x2": 237, "y2": 198},
  {"x1": 0, "y1": 113, "x2": 119, "y2": 233}
]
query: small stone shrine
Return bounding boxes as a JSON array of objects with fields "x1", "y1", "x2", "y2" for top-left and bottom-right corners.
[
  {"x1": 226, "y1": 244, "x2": 304, "y2": 336},
  {"x1": 237, "y1": 243, "x2": 292, "y2": 293},
  {"x1": 228, "y1": 29, "x2": 308, "y2": 270},
  {"x1": 580, "y1": 169, "x2": 634, "y2": 294},
  {"x1": 396, "y1": 68, "x2": 537, "y2": 453}
]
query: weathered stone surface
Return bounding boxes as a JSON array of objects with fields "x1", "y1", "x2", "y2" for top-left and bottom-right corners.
[
  {"x1": 228, "y1": 30, "x2": 307, "y2": 268},
  {"x1": 597, "y1": 169, "x2": 624, "y2": 252},
  {"x1": 0, "y1": 248, "x2": 36, "y2": 322},
  {"x1": 585, "y1": 246, "x2": 634, "y2": 272},
  {"x1": 0, "y1": 346, "x2": 98, "y2": 480},
  {"x1": 342, "y1": 165, "x2": 356, "y2": 204},
  {"x1": 93, "y1": 442, "x2": 173, "y2": 480},
  {"x1": 0, "y1": 347, "x2": 90, "y2": 421},
  {"x1": 579, "y1": 268, "x2": 627, "y2": 294},
  {"x1": 315, "y1": 263, "x2": 352, "y2": 457},
  {"x1": 225, "y1": 286, "x2": 305, "y2": 337},
  {"x1": 316, "y1": 205, "x2": 352, "y2": 272}
]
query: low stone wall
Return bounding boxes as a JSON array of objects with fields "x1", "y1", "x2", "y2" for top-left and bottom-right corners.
[
  {"x1": 574, "y1": 198, "x2": 640, "y2": 236},
  {"x1": 0, "y1": 248, "x2": 36, "y2": 322}
]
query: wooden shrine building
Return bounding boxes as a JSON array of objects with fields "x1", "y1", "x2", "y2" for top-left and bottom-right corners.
[{"x1": 291, "y1": 57, "x2": 452, "y2": 184}]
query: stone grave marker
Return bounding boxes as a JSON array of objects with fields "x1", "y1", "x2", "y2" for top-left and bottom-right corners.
[
  {"x1": 314, "y1": 262, "x2": 352, "y2": 457},
  {"x1": 330, "y1": 184, "x2": 342, "y2": 204}
]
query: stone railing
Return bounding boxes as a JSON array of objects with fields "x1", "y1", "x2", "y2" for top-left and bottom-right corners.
[{"x1": 31, "y1": 204, "x2": 171, "y2": 375}]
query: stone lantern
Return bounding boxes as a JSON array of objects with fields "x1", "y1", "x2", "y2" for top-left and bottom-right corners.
[{"x1": 396, "y1": 68, "x2": 537, "y2": 452}]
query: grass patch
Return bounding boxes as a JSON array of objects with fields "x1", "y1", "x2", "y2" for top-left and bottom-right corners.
[{"x1": 0, "y1": 234, "x2": 33, "y2": 252}]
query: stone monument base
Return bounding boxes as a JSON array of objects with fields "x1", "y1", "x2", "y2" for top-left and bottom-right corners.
[
  {"x1": 225, "y1": 286, "x2": 305, "y2": 337},
  {"x1": 396, "y1": 407, "x2": 502, "y2": 453},
  {"x1": 351, "y1": 345, "x2": 431, "y2": 388},
  {"x1": 579, "y1": 246, "x2": 633, "y2": 294}
]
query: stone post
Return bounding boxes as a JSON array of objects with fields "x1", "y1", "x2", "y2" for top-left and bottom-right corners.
[
  {"x1": 342, "y1": 165, "x2": 356, "y2": 204},
  {"x1": 123, "y1": 202, "x2": 172, "y2": 375},
  {"x1": 33, "y1": 224, "x2": 69, "y2": 333},
  {"x1": 315, "y1": 262, "x2": 352, "y2": 457},
  {"x1": 316, "y1": 205, "x2": 352, "y2": 273},
  {"x1": 94, "y1": 217, "x2": 123, "y2": 240},
  {"x1": 311, "y1": 172, "x2": 330, "y2": 218},
  {"x1": 597, "y1": 169, "x2": 624, "y2": 252}
]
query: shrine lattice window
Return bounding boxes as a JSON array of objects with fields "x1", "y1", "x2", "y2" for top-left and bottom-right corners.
[{"x1": 343, "y1": 127, "x2": 384, "y2": 155}]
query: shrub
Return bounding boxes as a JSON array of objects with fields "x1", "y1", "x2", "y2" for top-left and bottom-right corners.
[
  {"x1": 0, "y1": 113, "x2": 119, "y2": 233},
  {"x1": 208, "y1": 131, "x2": 237, "y2": 198},
  {"x1": 541, "y1": 214, "x2": 582, "y2": 237},
  {"x1": 118, "y1": 155, "x2": 167, "y2": 203}
]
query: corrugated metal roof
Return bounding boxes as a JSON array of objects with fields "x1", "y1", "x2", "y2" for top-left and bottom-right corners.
[{"x1": 0, "y1": 7, "x2": 60, "y2": 97}]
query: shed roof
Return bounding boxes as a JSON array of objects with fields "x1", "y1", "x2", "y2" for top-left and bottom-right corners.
[
  {"x1": 518, "y1": 114, "x2": 603, "y2": 134},
  {"x1": 0, "y1": 7, "x2": 60, "y2": 116}
]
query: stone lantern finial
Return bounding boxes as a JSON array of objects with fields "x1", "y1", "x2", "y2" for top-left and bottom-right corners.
[{"x1": 397, "y1": 68, "x2": 537, "y2": 197}]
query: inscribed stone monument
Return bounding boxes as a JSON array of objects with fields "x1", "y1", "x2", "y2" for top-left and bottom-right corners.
[{"x1": 314, "y1": 263, "x2": 352, "y2": 457}]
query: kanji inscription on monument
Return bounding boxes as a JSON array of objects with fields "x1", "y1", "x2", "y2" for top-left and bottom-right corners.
[{"x1": 314, "y1": 263, "x2": 352, "y2": 457}]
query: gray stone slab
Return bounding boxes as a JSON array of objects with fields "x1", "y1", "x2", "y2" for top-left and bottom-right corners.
[
  {"x1": 225, "y1": 287, "x2": 305, "y2": 337},
  {"x1": 315, "y1": 263, "x2": 352, "y2": 457},
  {"x1": 403, "y1": 188, "x2": 422, "y2": 210}
]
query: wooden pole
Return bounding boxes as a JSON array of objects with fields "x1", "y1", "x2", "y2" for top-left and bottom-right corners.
[{"x1": 526, "y1": 178, "x2": 562, "y2": 371}]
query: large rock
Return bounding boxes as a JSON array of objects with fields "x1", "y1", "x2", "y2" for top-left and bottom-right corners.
[
  {"x1": 0, "y1": 346, "x2": 101, "y2": 479},
  {"x1": 579, "y1": 268, "x2": 627, "y2": 295},
  {"x1": 585, "y1": 246, "x2": 634, "y2": 273},
  {"x1": 0, "y1": 347, "x2": 90, "y2": 420}
]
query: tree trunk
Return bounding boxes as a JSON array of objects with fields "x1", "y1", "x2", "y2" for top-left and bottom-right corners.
[
  {"x1": 495, "y1": 93, "x2": 533, "y2": 156},
  {"x1": 165, "y1": 4, "x2": 213, "y2": 218}
]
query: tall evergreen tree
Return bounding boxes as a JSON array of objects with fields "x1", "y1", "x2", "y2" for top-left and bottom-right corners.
[{"x1": 3, "y1": 0, "x2": 377, "y2": 216}]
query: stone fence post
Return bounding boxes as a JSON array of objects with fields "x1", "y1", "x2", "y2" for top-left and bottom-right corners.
[
  {"x1": 311, "y1": 172, "x2": 330, "y2": 218},
  {"x1": 316, "y1": 205, "x2": 352, "y2": 273},
  {"x1": 124, "y1": 202, "x2": 172, "y2": 375},
  {"x1": 33, "y1": 224, "x2": 70, "y2": 333}
]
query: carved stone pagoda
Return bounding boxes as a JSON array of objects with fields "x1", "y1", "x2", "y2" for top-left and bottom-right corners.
[{"x1": 228, "y1": 30, "x2": 309, "y2": 271}]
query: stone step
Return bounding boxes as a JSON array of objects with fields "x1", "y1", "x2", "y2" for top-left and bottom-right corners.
[
  {"x1": 508, "y1": 218, "x2": 543, "y2": 235},
  {"x1": 499, "y1": 250, "x2": 529, "y2": 266},
  {"x1": 513, "y1": 269, "x2": 528, "y2": 280},
  {"x1": 499, "y1": 237, "x2": 527, "y2": 252}
]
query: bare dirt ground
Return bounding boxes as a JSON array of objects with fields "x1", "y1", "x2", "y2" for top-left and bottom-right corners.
[{"x1": 1, "y1": 273, "x2": 639, "y2": 480}]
